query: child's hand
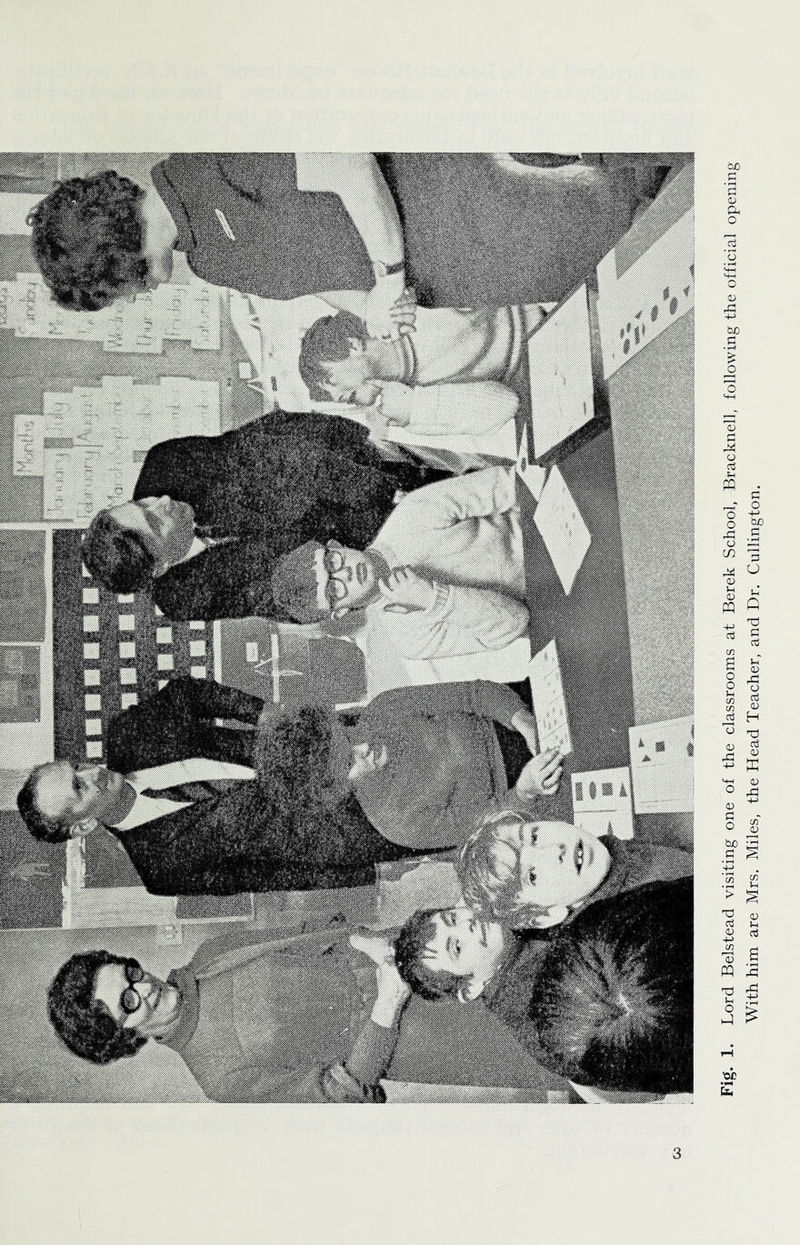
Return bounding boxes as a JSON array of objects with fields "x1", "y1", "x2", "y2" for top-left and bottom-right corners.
[
  {"x1": 374, "y1": 380, "x2": 411, "y2": 427},
  {"x1": 515, "y1": 748, "x2": 563, "y2": 799},
  {"x1": 511, "y1": 706, "x2": 540, "y2": 755},
  {"x1": 378, "y1": 566, "x2": 436, "y2": 613}
]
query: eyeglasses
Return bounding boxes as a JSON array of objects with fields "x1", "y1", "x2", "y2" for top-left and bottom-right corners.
[
  {"x1": 321, "y1": 543, "x2": 348, "y2": 608},
  {"x1": 120, "y1": 961, "x2": 145, "y2": 1015}
]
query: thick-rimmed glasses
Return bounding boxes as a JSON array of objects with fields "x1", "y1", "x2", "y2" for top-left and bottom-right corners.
[
  {"x1": 120, "y1": 961, "x2": 145, "y2": 1015},
  {"x1": 321, "y1": 543, "x2": 348, "y2": 608}
]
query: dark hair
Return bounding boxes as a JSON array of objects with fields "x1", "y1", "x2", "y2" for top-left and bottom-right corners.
[
  {"x1": 298, "y1": 311, "x2": 368, "y2": 401},
  {"x1": 17, "y1": 765, "x2": 72, "y2": 844},
  {"x1": 82, "y1": 508, "x2": 157, "y2": 594},
  {"x1": 254, "y1": 702, "x2": 352, "y2": 809},
  {"x1": 533, "y1": 878, "x2": 694, "y2": 1095},
  {"x1": 271, "y1": 539, "x2": 326, "y2": 623},
  {"x1": 48, "y1": 951, "x2": 148, "y2": 1065},
  {"x1": 395, "y1": 908, "x2": 464, "y2": 1001},
  {"x1": 27, "y1": 171, "x2": 148, "y2": 311}
]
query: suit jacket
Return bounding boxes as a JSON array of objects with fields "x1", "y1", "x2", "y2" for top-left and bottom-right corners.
[
  {"x1": 134, "y1": 412, "x2": 438, "y2": 621},
  {"x1": 159, "y1": 922, "x2": 396, "y2": 1102},
  {"x1": 106, "y1": 677, "x2": 408, "y2": 896}
]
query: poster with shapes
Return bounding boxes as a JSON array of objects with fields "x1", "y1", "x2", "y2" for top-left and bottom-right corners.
[
  {"x1": 532, "y1": 463, "x2": 591, "y2": 594},
  {"x1": 571, "y1": 766, "x2": 634, "y2": 839},
  {"x1": 628, "y1": 716, "x2": 694, "y2": 813},
  {"x1": 0, "y1": 530, "x2": 46, "y2": 641},
  {"x1": 0, "y1": 645, "x2": 41, "y2": 722},
  {"x1": 596, "y1": 206, "x2": 694, "y2": 379},
  {"x1": 526, "y1": 283, "x2": 595, "y2": 459},
  {"x1": 527, "y1": 637, "x2": 573, "y2": 756},
  {"x1": 515, "y1": 422, "x2": 547, "y2": 500}
]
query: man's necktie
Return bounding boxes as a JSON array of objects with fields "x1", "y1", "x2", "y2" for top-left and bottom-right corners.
[{"x1": 140, "y1": 778, "x2": 244, "y2": 802}]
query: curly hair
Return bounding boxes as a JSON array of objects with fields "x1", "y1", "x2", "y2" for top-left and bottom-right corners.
[
  {"x1": 82, "y1": 508, "x2": 157, "y2": 594},
  {"x1": 456, "y1": 808, "x2": 552, "y2": 926},
  {"x1": 17, "y1": 765, "x2": 72, "y2": 844},
  {"x1": 27, "y1": 171, "x2": 148, "y2": 311},
  {"x1": 532, "y1": 878, "x2": 694, "y2": 1094},
  {"x1": 394, "y1": 908, "x2": 464, "y2": 1001},
  {"x1": 47, "y1": 951, "x2": 148, "y2": 1065},
  {"x1": 298, "y1": 310, "x2": 368, "y2": 401},
  {"x1": 271, "y1": 539, "x2": 326, "y2": 623}
]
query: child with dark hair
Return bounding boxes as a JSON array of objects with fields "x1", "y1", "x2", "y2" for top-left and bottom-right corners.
[
  {"x1": 491, "y1": 878, "x2": 694, "y2": 1095},
  {"x1": 297, "y1": 298, "x2": 544, "y2": 463},
  {"x1": 394, "y1": 877, "x2": 693, "y2": 1097}
]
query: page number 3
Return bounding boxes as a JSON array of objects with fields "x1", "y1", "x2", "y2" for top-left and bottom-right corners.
[{"x1": 672, "y1": 1147, "x2": 682, "y2": 1160}]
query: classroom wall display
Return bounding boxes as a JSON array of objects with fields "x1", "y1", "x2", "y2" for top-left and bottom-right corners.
[
  {"x1": 0, "y1": 645, "x2": 40, "y2": 722},
  {"x1": 0, "y1": 529, "x2": 46, "y2": 641}
]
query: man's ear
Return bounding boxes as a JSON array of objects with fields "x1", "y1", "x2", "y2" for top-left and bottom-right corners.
[
  {"x1": 458, "y1": 975, "x2": 487, "y2": 1003},
  {"x1": 70, "y1": 818, "x2": 98, "y2": 839},
  {"x1": 531, "y1": 904, "x2": 570, "y2": 930},
  {"x1": 347, "y1": 336, "x2": 366, "y2": 355}
]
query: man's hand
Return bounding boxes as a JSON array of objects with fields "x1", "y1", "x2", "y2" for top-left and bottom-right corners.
[
  {"x1": 378, "y1": 565, "x2": 436, "y2": 614},
  {"x1": 364, "y1": 279, "x2": 416, "y2": 340},
  {"x1": 515, "y1": 748, "x2": 563, "y2": 799}
]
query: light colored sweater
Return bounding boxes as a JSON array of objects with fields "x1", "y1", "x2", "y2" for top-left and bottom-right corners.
[{"x1": 371, "y1": 465, "x2": 526, "y2": 599}]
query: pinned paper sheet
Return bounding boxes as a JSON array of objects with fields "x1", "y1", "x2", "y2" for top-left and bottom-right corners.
[
  {"x1": 628, "y1": 716, "x2": 694, "y2": 813},
  {"x1": 528, "y1": 638, "x2": 572, "y2": 756},
  {"x1": 515, "y1": 423, "x2": 546, "y2": 500},
  {"x1": 571, "y1": 766, "x2": 634, "y2": 840},
  {"x1": 596, "y1": 207, "x2": 694, "y2": 378},
  {"x1": 526, "y1": 283, "x2": 595, "y2": 459},
  {"x1": 533, "y1": 464, "x2": 591, "y2": 594}
]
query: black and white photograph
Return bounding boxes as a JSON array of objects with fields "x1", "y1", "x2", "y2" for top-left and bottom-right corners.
[{"x1": 0, "y1": 151, "x2": 694, "y2": 1105}]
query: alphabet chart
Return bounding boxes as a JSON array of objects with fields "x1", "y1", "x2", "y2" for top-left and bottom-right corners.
[
  {"x1": 571, "y1": 766, "x2": 634, "y2": 839},
  {"x1": 628, "y1": 716, "x2": 694, "y2": 813},
  {"x1": 527, "y1": 638, "x2": 573, "y2": 757},
  {"x1": 532, "y1": 464, "x2": 591, "y2": 595},
  {"x1": 596, "y1": 207, "x2": 694, "y2": 379},
  {"x1": 526, "y1": 283, "x2": 595, "y2": 459}
]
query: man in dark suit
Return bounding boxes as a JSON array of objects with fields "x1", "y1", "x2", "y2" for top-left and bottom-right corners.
[
  {"x1": 16, "y1": 677, "x2": 410, "y2": 896},
  {"x1": 80, "y1": 412, "x2": 440, "y2": 621}
]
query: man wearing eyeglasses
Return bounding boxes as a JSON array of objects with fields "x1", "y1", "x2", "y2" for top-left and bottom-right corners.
[{"x1": 46, "y1": 925, "x2": 410, "y2": 1102}]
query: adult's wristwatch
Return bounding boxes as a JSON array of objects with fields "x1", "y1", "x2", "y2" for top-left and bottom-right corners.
[{"x1": 371, "y1": 259, "x2": 405, "y2": 280}]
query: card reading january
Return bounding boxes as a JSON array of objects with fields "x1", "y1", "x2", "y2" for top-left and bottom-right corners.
[
  {"x1": 526, "y1": 283, "x2": 595, "y2": 459},
  {"x1": 528, "y1": 637, "x2": 573, "y2": 757},
  {"x1": 628, "y1": 716, "x2": 694, "y2": 813},
  {"x1": 571, "y1": 766, "x2": 634, "y2": 839}
]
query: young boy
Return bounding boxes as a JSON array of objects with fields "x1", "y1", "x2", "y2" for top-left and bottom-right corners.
[
  {"x1": 394, "y1": 878, "x2": 693, "y2": 1097},
  {"x1": 270, "y1": 466, "x2": 529, "y2": 676},
  {"x1": 298, "y1": 300, "x2": 546, "y2": 445},
  {"x1": 456, "y1": 809, "x2": 693, "y2": 930}
]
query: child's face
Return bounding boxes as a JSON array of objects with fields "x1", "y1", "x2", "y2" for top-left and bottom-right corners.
[
  {"x1": 314, "y1": 541, "x2": 379, "y2": 615},
  {"x1": 423, "y1": 907, "x2": 505, "y2": 992},
  {"x1": 512, "y1": 821, "x2": 611, "y2": 911}
]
